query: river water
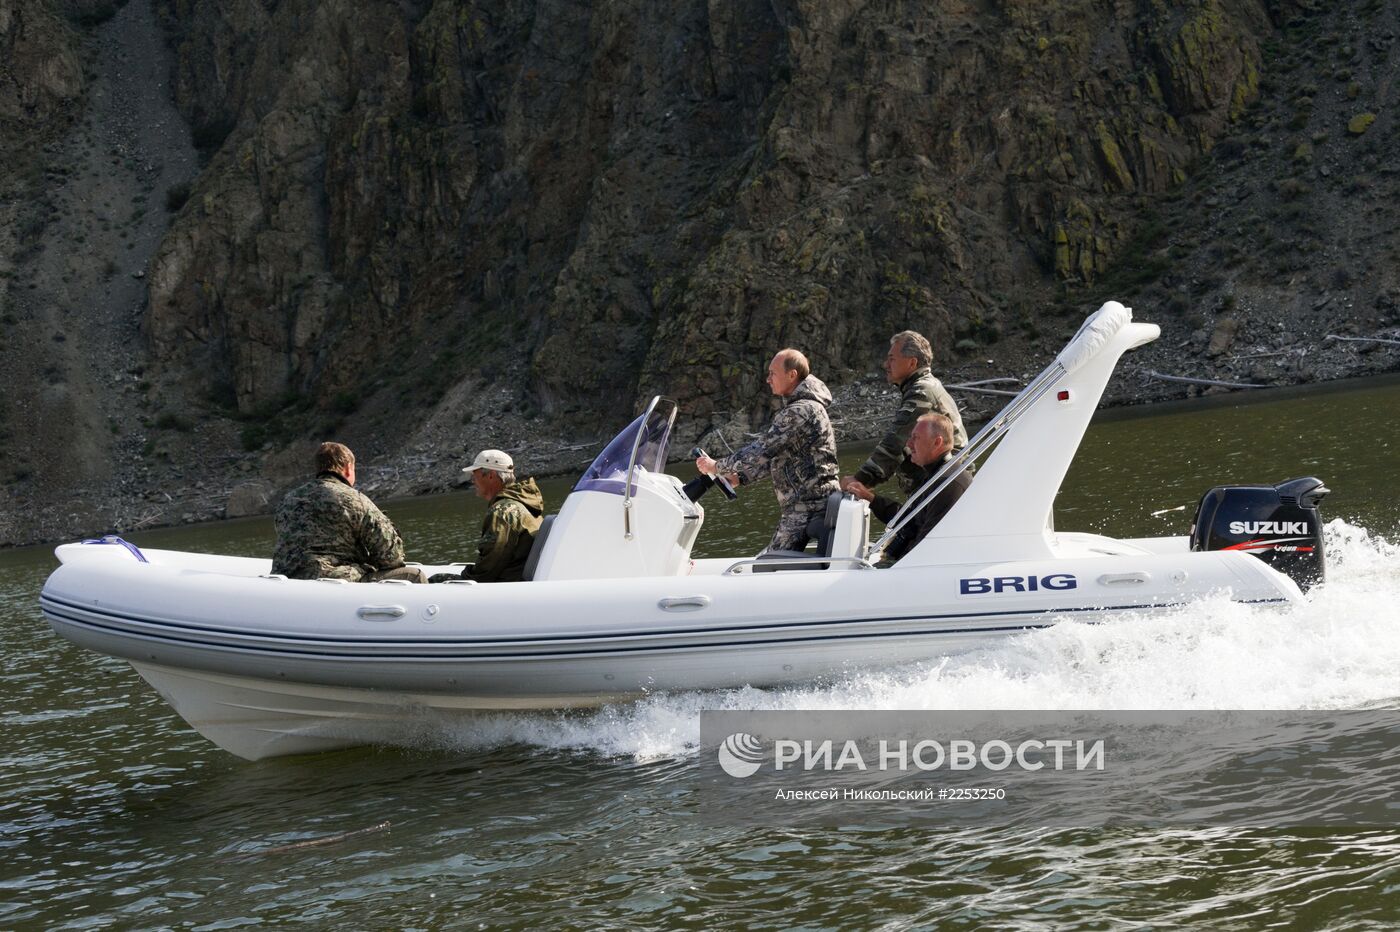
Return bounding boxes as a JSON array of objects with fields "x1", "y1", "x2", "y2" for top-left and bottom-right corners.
[{"x1": 3, "y1": 378, "x2": 1399, "y2": 928}]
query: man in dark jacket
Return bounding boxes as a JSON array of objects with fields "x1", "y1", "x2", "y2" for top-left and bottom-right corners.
[
  {"x1": 457, "y1": 449, "x2": 545, "y2": 583},
  {"x1": 696, "y1": 348, "x2": 840, "y2": 552},
  {"x1": 842, "y1": 413, "x2": 971, "y2": 563},
  {"x1": 272, "y1": 442, "x2": 426, "y2": 582},
  {"x1": 846, "y1": 330, "x2": 968, "y2": 494}
]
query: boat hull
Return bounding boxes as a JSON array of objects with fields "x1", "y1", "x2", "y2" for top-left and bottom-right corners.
[
  {"x1": 128, "y1": 661, "x2": 633, "y2": 759},
  {"x1": 124, "y1": 605, "x2": 1120, "y2": 760},
  {"x1": 42, "y1": 543, "x2": 1299, "y2": 759}
]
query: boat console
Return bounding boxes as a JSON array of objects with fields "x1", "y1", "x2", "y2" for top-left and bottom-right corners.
[
  {"x1": 530, "y1": 399, "x2": 705, "y2": 580},
  {"x1": 530, "y1": 396, "x2": 878, "y2": 579}
]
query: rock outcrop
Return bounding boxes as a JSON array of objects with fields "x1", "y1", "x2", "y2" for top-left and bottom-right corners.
[
  {"x1": 225, "y1": 478, "x2": 274, "y2": 518},
  {"x1": 0, "y1": 0, "x2": 85, "y2": 123},
  {"x1": 144, "y1": 0, "x2": 1268, "y2": 442},
  {"x1": 0, "y1": 0, "x2": 200, "y2": 546},
  {"x1": 1, "y1": 0, "x2": 1397, "y2": 547}
]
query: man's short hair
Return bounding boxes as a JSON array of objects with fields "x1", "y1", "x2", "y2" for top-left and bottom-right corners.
[
  {"x1": 494, "y1": 468, "x2": 516, "y2": 484},
  {"x1": 916, "y1": 412, "x2": 953, "y2": 446},
  {"x1": 890, "y1": 330, "x2": 933, "y2": 368},
  {"x1": 776, "y1": 348, "x2": 811, "y2": 380},
  {"x1": 316, "y1": 441, "x2": 355, "y2": 475}
]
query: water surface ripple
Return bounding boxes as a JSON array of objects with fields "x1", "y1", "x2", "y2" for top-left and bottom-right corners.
[{"x1": 3, "y1": 381, "x2": 1399, "y2": 927}]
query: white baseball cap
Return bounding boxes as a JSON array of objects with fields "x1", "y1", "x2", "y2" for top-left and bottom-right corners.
[{"x1": 463, "y1": 449, "x2": 513, "y2": 474}]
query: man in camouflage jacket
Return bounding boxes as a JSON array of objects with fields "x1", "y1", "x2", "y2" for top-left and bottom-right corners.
[
  {"x1": 697, "y1": 349, "x2": 840, "y2": 552},
  {"x1": 272, "y1": 442, "x2": 425, "y2": 582},
  {"x1": 847, "y1": 330, "x2": 968, "y2": 494},
  {"x1": 453, "y1": 449, "x2": 544, "y2": 583}
]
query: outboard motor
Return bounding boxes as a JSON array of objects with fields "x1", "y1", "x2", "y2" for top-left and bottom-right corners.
[{"x1": 1190, "y1": 477, "x2": 1329, "y2": 591}]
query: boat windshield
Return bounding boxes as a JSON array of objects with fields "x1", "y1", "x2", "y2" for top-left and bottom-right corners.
[{"x1": 575, "y1": 399, "x2": 676, "y2": 495}]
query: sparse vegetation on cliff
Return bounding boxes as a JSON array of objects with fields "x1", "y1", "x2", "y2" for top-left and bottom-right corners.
[{"x1": 0, "y1": 0, "x2": 1396, "y2": 546}]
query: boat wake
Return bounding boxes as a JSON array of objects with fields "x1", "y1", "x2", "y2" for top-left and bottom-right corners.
[{"x1": 411, "y1": 518, "x2": 1400, "y2": 760}]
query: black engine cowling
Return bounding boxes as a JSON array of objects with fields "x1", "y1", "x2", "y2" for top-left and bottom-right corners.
[{"x1": 1189, "y1": 477, "x2": 1329, "y2": 591}]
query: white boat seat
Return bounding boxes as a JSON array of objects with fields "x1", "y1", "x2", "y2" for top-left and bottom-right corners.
[
  {"x1": 753, "y1": 494, "x2": 869, "y2": 572},
  {"x1": 804, "y1": 491, "x2": 869, "y2": 560},
  {"x1": 753, "y1": 492, "x2": 842, "y2": 573},
  {"x1": 796, "y1": 491, "x2": 844, "y2": 558},
  {"x1": 810, "y1": 491, "x2": 846, "y2": 557},
  {"x1": 522, "y1": 514, "x2": 555, "y2": 582}
]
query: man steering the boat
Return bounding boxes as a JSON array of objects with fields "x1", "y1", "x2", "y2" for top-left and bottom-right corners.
[
  {"x1": 271, "y1": 442, "x2": 428, "y2": 583},
  {"x1": 841, "y1": 412, "x2": 971, "y2": 563},
  {"x1": 844, "y1": 330, "x2": 968, "y2": 495},
  {"x1": 695, "y1": 348, "x2": 840, "y2": 553},
  {"x1": 430, "y1": 449, "x2": 544, "y2": 583}
]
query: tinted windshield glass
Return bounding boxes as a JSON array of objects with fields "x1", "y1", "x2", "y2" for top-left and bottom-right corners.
[{"x1": 575, "y1": 400, "x2": 675, "y2": 495}]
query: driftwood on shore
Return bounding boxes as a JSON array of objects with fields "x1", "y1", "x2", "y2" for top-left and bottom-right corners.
[
  {"x1": 1326, "y1": 333, "x2": 1400, "y2": 347},
  {"x1": 944, "y1": 377, "x2": 1023, "y2": 397},
  {"x1": 1144, "y1": 370, "x2": 1265, "y2": 390},
  {"x1": 1225, "y1": 348, "x2": 1303, "y2": 361}
]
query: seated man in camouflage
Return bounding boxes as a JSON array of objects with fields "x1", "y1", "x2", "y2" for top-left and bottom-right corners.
[
  {"x1": 433, "y1": 449, "x2": 544, "y2": 583},
  {"x1": 272, "y1": 442, "x2": 427, "y2": 582},
  {"x1": 841, "y1": 412, "x2": 971, "y2": 563},
  {"x1": 696, "y1": 348, "x2": 840, "y2": 553}
]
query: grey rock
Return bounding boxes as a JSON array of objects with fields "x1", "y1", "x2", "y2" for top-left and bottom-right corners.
[
  {"x1": 1207, "y1": 318, "x2": 1242, "y2": 358},
  {"x1": 226, "y1": 480, "x2": 276, "y2": 518}
]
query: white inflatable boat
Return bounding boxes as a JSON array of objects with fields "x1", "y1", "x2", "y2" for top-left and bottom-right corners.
[{"x1": 41, "y1": 302, "x2": 1329, "y2": 760}]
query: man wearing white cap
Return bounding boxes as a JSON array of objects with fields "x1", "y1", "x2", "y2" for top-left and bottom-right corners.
[{"x1": 445, "y1": 449, "x2": 544, "y2": 583}]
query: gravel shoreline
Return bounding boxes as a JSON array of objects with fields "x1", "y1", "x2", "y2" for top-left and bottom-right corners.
[{"x1": 6, "y1": 351, "x2": 1397, "y2": 552}]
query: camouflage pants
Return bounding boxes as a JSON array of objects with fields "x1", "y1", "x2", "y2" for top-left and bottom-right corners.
[
  {"x1": 364, "y1": 565, "x2": 428, "y2": 584},
  {"x1": 766, "y1": 507, "x2": 824, "y2": 553}
]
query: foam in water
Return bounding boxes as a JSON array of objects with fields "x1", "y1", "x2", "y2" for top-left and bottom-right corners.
[{"x1": 422, "y1": 520, "x2": 1400, "y2": 760}]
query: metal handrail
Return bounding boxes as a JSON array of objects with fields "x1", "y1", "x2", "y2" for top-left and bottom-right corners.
[
  {"x1": 868, "y1": 303, "x2": 1134, "y2": 558},
  {"x1": 622, "y1": 396, "x2": 678, "y2": 539},
  {"x1": 868, "y1": 361, "x2": 1067, "y2": 557},
  {"x1": 724, "y1": 555, "x2": 873, "y2": 575}
]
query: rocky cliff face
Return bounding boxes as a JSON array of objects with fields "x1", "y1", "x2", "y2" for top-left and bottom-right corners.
[
  {"x1": 1, "y1": 0, "x2": 1397, "y2": 546},
  {"x1": 639, "y1": 0, "x2": 1273, "y2": 424},
  {"x1": 1, "y1": 0, "x2": 199, "y2": 545},
  {"x1": 144, "y1": 0, "x2": 1271, "y2": 434},
  {"x1": 0, "y1": 0, "x2": 94, "y2": 534},
  {"x1": 145, "y1": 0, "x2": 790, "y2": 436},
  {"x1": 0, "y1": 0, "x2": 84, "y2": 122}
]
